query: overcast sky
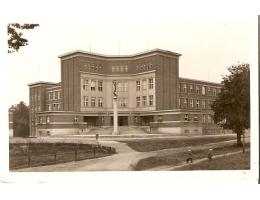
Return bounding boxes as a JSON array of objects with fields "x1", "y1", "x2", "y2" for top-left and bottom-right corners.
[{"x1": 3, "y1": 0, "x2": 257, "y2": 106}]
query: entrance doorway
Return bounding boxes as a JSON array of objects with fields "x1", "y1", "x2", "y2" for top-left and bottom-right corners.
[{"x1": 118, "y1": 116, "x2": 128, "y2": 126}]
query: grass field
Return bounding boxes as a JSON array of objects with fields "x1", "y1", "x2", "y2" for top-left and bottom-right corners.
[
  {"x1": 120, "y1": 135, "x2": 236, "y2": 152},
  {"x1": 9, "y1": 142, "x2": 116, "y2": 170},
  {"x1": 134, "y1": 143, "x2": 250, "y2": 170},
  {"x1": 179, "y1": 151, "x2": 250, "y2": 170}
]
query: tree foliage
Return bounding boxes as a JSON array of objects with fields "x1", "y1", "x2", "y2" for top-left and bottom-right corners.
[
  {"x1": 211, "y1": 63, "x2": 250, "y2": 146},
  {"x1": 11, "y1": 102, "x2": 30, "y2": 137},
  {"x1": 8, "y1": 23, "x2": 39, "y2": 53}
]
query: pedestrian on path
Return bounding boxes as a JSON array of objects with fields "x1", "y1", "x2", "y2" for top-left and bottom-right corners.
[
  {"x1": 186, "y1": 149, "x2": 193, "y2": 163},
  {"x1": 208, "y1": 148, "x2": 213, "y2": 160}
]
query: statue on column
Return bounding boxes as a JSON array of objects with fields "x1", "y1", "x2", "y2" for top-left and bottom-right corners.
[{"x1": 113, "y1": 80, "x2": 117, "y2": 98}]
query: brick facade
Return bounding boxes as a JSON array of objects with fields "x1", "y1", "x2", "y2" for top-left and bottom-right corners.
[{"x1": 28, "y1": 49, "x2": 223, "y2": 136}]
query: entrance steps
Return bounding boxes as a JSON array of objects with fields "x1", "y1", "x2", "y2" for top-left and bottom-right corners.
[{"x1": 81, "y1": 126, "x2": 149, "y2": 135}]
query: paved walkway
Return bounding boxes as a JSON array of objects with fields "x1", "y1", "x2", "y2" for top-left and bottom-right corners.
[{"x1": 14, "y1": 138, "x2": 246, "y2": 172}]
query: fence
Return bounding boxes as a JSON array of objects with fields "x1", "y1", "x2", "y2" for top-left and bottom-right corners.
[{"x1": 10, "y1": 145, "x2": 116, "y2": 170}]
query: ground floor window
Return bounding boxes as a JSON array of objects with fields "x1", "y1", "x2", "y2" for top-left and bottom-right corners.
[
  {"x1": 149, "y1": 95, "x2": 153, "y2": 106},
  {"x1": 184, "y1": 114, "x2": 189, "y2": 121}
]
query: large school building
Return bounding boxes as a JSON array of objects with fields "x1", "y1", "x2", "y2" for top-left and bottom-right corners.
[{"x1": 28, "y1": 49, "x2": 223, "y2": 136}]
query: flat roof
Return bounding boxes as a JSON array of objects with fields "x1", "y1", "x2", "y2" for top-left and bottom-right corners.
[
  {"x1": 27, "y1": 81, "x2": 58, "y2": 87},
  {"x1": 58, "y1": 48, "x2": 182, "y2": 59},
  {"x1": 179, "y1": 77, "x2": 222, "y2": 86}
]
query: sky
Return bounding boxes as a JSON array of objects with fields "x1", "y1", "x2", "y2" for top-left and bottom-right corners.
[{"x1": 2, "y1": 0, "x2": 258, "y2": 106}]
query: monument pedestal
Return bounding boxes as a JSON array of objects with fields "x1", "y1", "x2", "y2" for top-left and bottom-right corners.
[{"x1": 112, "y1": 97, "x2": 119, "y2": 135}]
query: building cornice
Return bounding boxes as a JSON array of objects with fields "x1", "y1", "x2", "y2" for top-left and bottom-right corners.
[{"x1": 58, "y1": 49, "x2": 182, "y2": 60}]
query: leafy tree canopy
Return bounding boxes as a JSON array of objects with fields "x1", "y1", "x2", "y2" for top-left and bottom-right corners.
[
  {"x1": 211, "y1": 63, "x2": 250, "y2": 146},
  {"x1": 8, "y1": 23, "x2": 39, "y2": 53}
]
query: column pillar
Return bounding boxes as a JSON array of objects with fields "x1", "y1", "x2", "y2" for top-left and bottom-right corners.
[{"x1": 112, "y1": 97, "x2": 118, "y2": 135}]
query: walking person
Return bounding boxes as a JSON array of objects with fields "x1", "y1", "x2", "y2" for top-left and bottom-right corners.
[{"x1": 186, "y1": 149, "x2": 193, "y2": 163}]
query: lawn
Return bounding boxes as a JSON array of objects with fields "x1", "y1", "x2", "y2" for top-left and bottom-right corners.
[
  {"x1": 134, "y1": 143, "x2": 250, "y2": 170},
  {"x1": 9, "y1": 142, "x2": 116, "y2": 170},
  {"x1": 179, "y1": 151, "x2": 250, "y2": 170},
  {"x1": 120, "y1": 135, "x2": 236, "y2": 152}
]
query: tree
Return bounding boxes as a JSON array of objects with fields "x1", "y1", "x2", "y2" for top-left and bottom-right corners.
[
  {"x1": 12, "y1": 102, "x2": 30, "y2": 137},
  {"x1": 211, "y1": 63, "x2": 250, "y2": 146},
  {"x1": 8, "y1": 23, "x2": 39, "y2": 53}
]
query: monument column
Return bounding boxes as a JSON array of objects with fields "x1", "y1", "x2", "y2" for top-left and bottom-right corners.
[{"x1": 112, "y1": 81, "x2": 119, "y2": 135}]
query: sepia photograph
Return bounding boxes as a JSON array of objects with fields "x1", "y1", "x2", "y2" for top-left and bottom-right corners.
[{"x1": 0, "y1": 0, "x2": 259, "y2": 189}]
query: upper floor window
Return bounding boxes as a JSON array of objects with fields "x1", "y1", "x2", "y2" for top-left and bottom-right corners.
[
  {"x1": 57, "y1": 91, "x2": 61, "y2": 99},
  {"x1": 196, "y1": 100, "x2": 200, "y2": 109},
  {"x1": 142, "y1": 79, "x2": 147, "y2": 90},
  {"x1": 98, "y1": 97, "x2": 103, "y2": 107},
  {"x1": 213, "y1": 88, "x2": 217, "y2": 96},
  {"x1": 119, "y1": 98, "x2": 127, "y2": 107},
  {"x1": 46, "y1": 116, "x2": 50, "y2": 124},
  {"x1": 136, "y1": 81, "x2": 141, "y2": 91},
  {"x1": 202, "y1": 100, "x2": 206, "y2": 109},
  {"x1": 149, "y1": 78, "x2": 154, "y2": 89},
  {"x1": 91, "y1": 80, "x2": 96, "y2": 91},
  {"x1": 194, "y1": 115, "x2": 199, "y2": 121},
  {"x1": 149, "y1": 95, "x2": 154, "y2": 106},
  {"x1": 98, "y1": 81, "x2": 103, "y2": 92},
  {"x1": 83, "y1": 79, "x2": 89, "y2": 90},
  {"x1": 183, "y1": 84, "x2": 187, "y2": 93},
  {"x1": 136, "y1": 97, "x2": 141, "y2": 107},
  {"x1": 202, "y1": 114, "x2": 206, "y2": 123},
  {"x1": 91, "y1": 97, "x2": 96, "y2": 107},
  {"x1": 196, "y1": 85, "x2": 200, "y2": 94},
  {"x1": 47, "y1": 104, "x2": 52, "y2": 111},
  {"x1": 184, "y1": 98, "x2": 188, "y2": 107},
  {"x1": 189, "y1": 99, "x2": 194, "y2": 108},
  {"x1": 184, "y1": 114, "x2": 189, "y2": 121},
  {"x1": 49, "y1": 92, "x2": 53, "y2": 100},
  {"x1": 202, "y1": 86, "x2": 206, "y2": 95},
  {"x1": 189, "y1": 85, "x2": 194, "y2": 93},
  {"x1": 142, "y1": 96, "x2": 147, "y2": 106},
  {"x1": 83, "y1": 96, "x2": 88, "y2": 107}
]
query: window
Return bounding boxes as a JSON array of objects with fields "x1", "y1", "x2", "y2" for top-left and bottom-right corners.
[
  {"x1": 49, "y1": 92, "x2": 53, "y2": 100},
  {"x1": 149, "y1": 95, "x2": 154, "y2": 106},
  {"x1": 196, "y1": 85, "x2": 200, "y2": 94},
  {"x1": 208, "y1": 87, "x2": 211, "y2": 94},
  {"x1": 98, "y1": 81, "x2": 103, "y2": 92},
  {"x1": 124, "y1": 66, "x2": 128, "y2": 72},
  {"x1": 184, "y1": 114, "x2": 189, "y2": 121},
  {"x1": 116, "y1": 66, "x2": 120, "y2": 72},
  {"x1": 83, "y1": 96, "x2": 88, "y2": 107},
  {"x1": 202, "y1": 114, "x2": 206, "y2": 123},
  {"x1": 46, "y1": 116, "x2": 50, "y2": 124},
  {"x1": 91, "y1": 80, "x2": 96, "y2": 91},
  {"x1": 189, "y1": 85, "x2": 193, "y2": 93},
  {"x1": 202, "y1": 100, "x2": 206, "y2": 109},
  {"x1": 142, "y1": 79, "x2": 147, "y2": 90},
  {"x1": 189, "y1": 99, "x2": 194, "y2": 108},
  {"x1": 120, "y1": 82, "x2": 128, "y2": 92},
  {"x1": 53, "y1": 103, "x2": 59, "y2": 111},
  {"x1": 91, "y1": 97, "x2": 96, "y2": 107},
  {"x1": 54, "y1": 91, "x2": 59, "y2": 100},
  {"x1": 112, "y1": 66, "x2": 115, "y2": 72},
  {"x1": 142, "y1": 96, "x2": 147, "y2": 106},
  {"x1": 37, "y1": 105, "x2": 40, "y2": 112},
  {"x1": 213, "y1": 88, "x2": 217, "y2": 96},
  {"x1": 47, "y1": 104, "x2": 52, "y2": 111},
  {"x1": 149, "y1": 78, "x2": 154, "y2": 89},
  {"x1": 183, "y1": 84, "x2": 187, "y2": 92},
  {"x1": 208, "y1": 115, "x2": 212, "y2": 123},
  {"x1": 120, "y1": 98, "x2": 127, "y2": 107},
  {"x1": 194, "y1": 115, "x2": 199, "y2": 121},
  {"x1": 136, "y1": 80, "x2": 141, "y2": 91},
  {"x1": 120, "y1": 66, "x2": 124, "y2": 72},
  {"x1": 196, "y1": 100, "x2": 200, "y2": 109},
  {"x1": 202, "y1": 86, "x2": 206, "y2": 95},
  {"x1": 98, "y1": 97, "x2": 103, "y2": 107},
  {"x1": 178, "y1": 98, "x2": 181, "y2": 108},
  {"x1": 57, "y1": 91, "x2": 61, "y2": 99},
  {"x1": 136, "y1": 97, "x2": 141, "y2": 107},
  {"x1": 39, "y1": 117, "x2": 43, "y2": 124},
  {"x1": 83, "y1": 79, "x2": 89, "y2": 90},
  {"x1": 37, "y1": 94, "x2": 40, "y2": 101},
  {"x1": 184, "y1": 98, "x2": 188, "y2": 107}
]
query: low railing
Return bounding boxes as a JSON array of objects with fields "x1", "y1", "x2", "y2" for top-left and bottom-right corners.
[{"x1": 10, "y1": 146, "x2": 116, "y2": 170}]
